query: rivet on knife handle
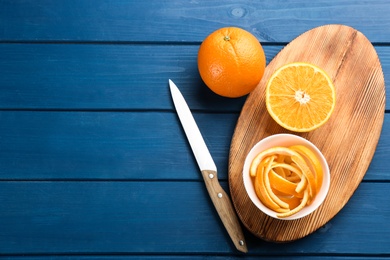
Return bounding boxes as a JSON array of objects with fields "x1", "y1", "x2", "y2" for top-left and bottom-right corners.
[{"x1": 202, "y1": 169, "x2": 248, "y2": 253}]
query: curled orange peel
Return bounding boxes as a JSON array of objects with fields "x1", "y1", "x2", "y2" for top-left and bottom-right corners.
[{"x1": 250, "y1": 145, "x2": 323, "y2": 218}]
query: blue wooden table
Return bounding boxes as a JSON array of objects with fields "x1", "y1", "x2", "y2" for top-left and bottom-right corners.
[{"x1": 1, "y1": 1, "x2": 389, "y2": 258}]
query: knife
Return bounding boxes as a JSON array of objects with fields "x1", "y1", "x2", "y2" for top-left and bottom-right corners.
[{"x1": 169, "y1": 79, "x2": 247, "y2": 253}]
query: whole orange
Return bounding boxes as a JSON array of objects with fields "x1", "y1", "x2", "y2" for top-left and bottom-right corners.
[{"x1": 197, "y1": 27, "x2": 266, "y2": 98}]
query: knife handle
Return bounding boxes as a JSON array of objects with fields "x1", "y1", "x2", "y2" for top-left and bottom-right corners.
[{"x1": 201, "y1": 169, "x2": 248, "y2": 253}]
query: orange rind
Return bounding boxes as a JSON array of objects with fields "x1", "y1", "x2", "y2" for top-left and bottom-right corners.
[{"x1": 250, "y1": 145, "x2": 324, "y2": 218}]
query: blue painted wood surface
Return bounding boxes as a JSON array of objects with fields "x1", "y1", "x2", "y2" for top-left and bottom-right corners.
[{"x1": 0, "y1": 1, "x2": 389, "y2": 258}]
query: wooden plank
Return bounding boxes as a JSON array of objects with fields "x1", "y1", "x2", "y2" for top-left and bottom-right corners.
[
  {"x1": 0, "y1": 1, "x2": 390, "y2": 43},
  {"x1": 0, "y1": 181, "x2": 388, "y2": 255},
  {"x1": 0, "y1": 43, "x2": 250, "y2": 110},
  {"x1": 0, "y1": 44, "x2": 389, "y2": 110},
  {"x1": 0, "y1": 111, "x2": 236, "y2": 180},
  {"x1": 4, "y1": 258, "x2": 390, "y2": 260},
  {"x1": 0, "y1": 111, "x2": 388, "y2": 181}
]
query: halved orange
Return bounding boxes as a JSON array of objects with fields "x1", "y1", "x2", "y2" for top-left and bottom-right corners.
[{"x1": 266, "y1": 62, "x2": 336, "y2": 132}]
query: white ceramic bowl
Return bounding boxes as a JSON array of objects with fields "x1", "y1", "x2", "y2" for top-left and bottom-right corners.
[{"x1": 242, "y1": 133, "x2": 330, "y2": 220}]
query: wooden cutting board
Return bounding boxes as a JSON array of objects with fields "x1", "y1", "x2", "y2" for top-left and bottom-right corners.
[{"x1": 228, "y1": 24, "x2": 385, "y2": 242}]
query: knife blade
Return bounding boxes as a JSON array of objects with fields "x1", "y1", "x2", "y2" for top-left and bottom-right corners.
[{"x1": 169, "y1": 79, "x2": 247, "y2": 253}]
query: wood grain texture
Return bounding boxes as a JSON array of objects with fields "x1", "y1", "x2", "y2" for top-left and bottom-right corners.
[
  {"x1": 229, "y1": 25, "x2": 385, "y2": 242},
  {"x1": 0, "y1": 43, "x2": 260, "y2": 110},
  {"x1": 2, "y1": 44, "x2": 390, "y2": 110},
  {"x1": 201, "y1": 170, "x2": 247, "y2": 253},
  {"x1": 0, "y1": 111, "x2": 237, "y2": 180},
  {"x1": 0, "y1": 182, "x2": 389, "y2": 255},
  {"x1": 0, "y1": 111, "x2": 389, "y2": 181},
  {"x1": 0, "y1": 1, "x2": 389, "y2": 257},
  {"x1": 1, "y1": 1, "x2": 390, "y2": 43}
]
